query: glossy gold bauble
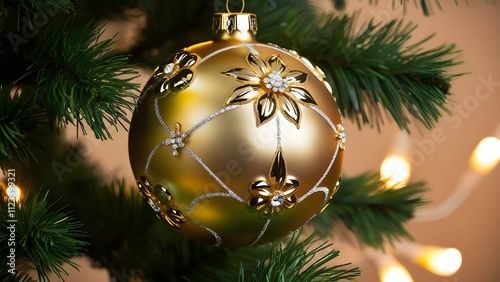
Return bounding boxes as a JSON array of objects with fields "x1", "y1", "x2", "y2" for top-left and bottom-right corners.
[{"x1": 128, "y1": 13, "x2": 345, "y2": 248}]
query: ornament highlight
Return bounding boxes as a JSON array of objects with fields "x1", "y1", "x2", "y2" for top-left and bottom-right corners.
[{"x1": 128, "y1": 12, "x2": 345, "y2": 247}]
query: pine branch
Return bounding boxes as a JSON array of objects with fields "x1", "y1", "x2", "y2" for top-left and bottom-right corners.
[
  {"x1": 0, "y1": 270, "x2": 36, "y2": 282},
  {"x1": 18, "y1": 20, "x2": 140, "y2": 140},
  {"x1": 252, "y1": 0, "x2": 462, "y2": 131},
  {"x1": 0, "y1": 191, "x2": 88, "y2": 282},
  {"x1": 239, "y1": 233, "x2": 360, "y2": 282},
  {"x1": 0, "y1": 85, "x2": 47, "y2": 171},
  {"x1": 328, "y1": 18, "x2": 461, "y2": 131},
  {"x1": 310, "y1": 172, "x2": 428, "y2": 249},
  {"x1": 0, "y1": 0, "x2": 74, "y2": 30}
]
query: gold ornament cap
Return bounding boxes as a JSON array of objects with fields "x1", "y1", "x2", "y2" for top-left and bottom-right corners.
[{"x1": 212, "y1": 13, "x2": 258, "y2": 41}]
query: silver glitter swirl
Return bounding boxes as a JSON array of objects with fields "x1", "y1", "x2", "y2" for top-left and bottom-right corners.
[
  {"x1": 310, "y1": 106, "x2": 337, "y2": 135},
  {"x1": 191, "y1": 219, "x2": 222, "y2": 247},
  {"x1": 155, "y1": 97, "x2": 173, "y2": 135},
  {"x1": 248, "y1": 219, "x2": 271, "y2": 247},
  {"x1": 184, "y1": 147, "x2": 244, "y2": 202},
  {"x1": 276, "y1": 115, "x2": 282, "y2": 148},
  {"x1": 200, "y1": 43, "x2": 258, "y2": 64},
  {"x1": 145, "y1": 141, "x2": 167, "y2": 172},
  {"x1": 313, "y1": 144, "x2": 339, "y2": 190},
  {"x1": 293, "y1": 214, "x2": 317, "y2": 233},
  {"x1": 297, "y1": 187, "x2": 330, "y2": 205},
  {"x1": 188, "y1": 192, "x2": 242, "y2": 212},
  {"x1": 186, "y1": 105, "x2": 239, "y2": 135}
]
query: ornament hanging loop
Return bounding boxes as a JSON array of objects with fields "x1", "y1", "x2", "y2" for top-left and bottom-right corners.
[{"x1": 226, "y1": 0, "x2": 245, "y2": 13}]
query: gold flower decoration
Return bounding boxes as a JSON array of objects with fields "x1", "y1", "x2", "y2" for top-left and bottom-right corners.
[
  {"x1": 150, "y1": 50, "x2": 200, "y2": 98},
  {"x1": 221, "y1": 52, "x2": 317, "y2": 128},
  {"x1": 247, "y1": 148, "x2": 299, "y2": 218},
  {"x1": 335, "y1": 124, "x2": 346, "y2": 150},
  {"x1": 137, "y1": 173, "x2": 187, "y2": 229}
]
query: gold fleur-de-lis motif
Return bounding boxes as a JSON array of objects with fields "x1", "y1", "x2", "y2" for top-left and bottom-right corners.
[{"x1": 247, "y1": 148, "x2": 299, "y2": 218}]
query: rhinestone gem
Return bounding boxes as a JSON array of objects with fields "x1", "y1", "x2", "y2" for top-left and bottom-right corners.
[
  {"x1": 264, "y1": 71, "x2": 288, "y2": 93},
  {"x1": 164, "y1": 63, "x2": 175, "y2": 74},
  {"x1": 271, "y1": 193, "x2": 285, "y2": 207},
  {"x1": 147, "y1": 198, "x2": 160, "y2": 212}
]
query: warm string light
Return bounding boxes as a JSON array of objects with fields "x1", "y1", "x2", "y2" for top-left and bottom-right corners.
[
  {"x1": 417, "y1": 247, "x2": 462, "y2": 276},
  {"x1": 373, "y1": 130, "x2": 467, "y2": 281},
  {"x1": 2, "y1": 182, "x2": 22, "y2": 205},
  {"x1": 380, "y1": 132, "x2": 412, "y2": 189},
  {"x1": 375, "y1": 133, "x2": 414, "y2": 282},
  {"x1": 379, "y1": 123, "x2": 500, "y2": 280},
  {"x1": 371, "y1": 250, "x2": 413, "y2": 282},
  {"x1": 380, "y1": 155, "x2": 411, "y2": 188},
  {"x1": 469, "y1": 136, "x2": 500, "y2": 174},
  {"x1": 395, "y1": 242, "x2": 462, "y2": 276},
  {"x1": 7, "y1": 185, "x2": 21, "y2": 202},
  {"x1": 371, "y1": 241, "x2": 462, "y2": 282},
  {"x1": 415, "y1": 125, "x2": 500, "y2": 222}
]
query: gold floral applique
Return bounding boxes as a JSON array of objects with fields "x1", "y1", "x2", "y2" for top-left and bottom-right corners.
[
  {"x1": 247, "y1": 148, "x2": 299, "y2": 218},
  {"x1": 137, "y1": 173, "x2": 187, "y2": 229},
  {"x1": 221, "y1": 53, "x2": 317, "y2": 128},
  {"x1": 150, "y1": 50, "x2": 200, "y2": 98}
]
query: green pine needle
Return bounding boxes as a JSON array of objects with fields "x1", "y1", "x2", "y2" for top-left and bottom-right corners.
[
  {"x1": 327, "y1": 18, "x2": 461, "y2": 131},
  {"x1": 0, "y1": 191, "x2": 88, "y2": 282},
  {"x1": 252, "y1": 0, "x2": 462, "y2": 131},
  {"x1": 0, "y1": 269, "x2": 36, "y2": 282},
  {"x1": 311, "y1": 172, "x2": 429, "y2": 249},
  {"x1": 19, "y1": 20, "x2": 140, "y2": 140},
  {"x1": 0, "y1": 85, "x2": 47, "y2": 171},
  {"x1": 239, "y1": 233, "x2": 360, "y2": 282},
  {"x1": 0, "y1": 0, "x2": 74, "y2": 30}
]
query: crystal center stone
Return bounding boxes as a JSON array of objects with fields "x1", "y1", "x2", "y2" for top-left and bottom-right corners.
[
  {"x1": 164, "y1": 63, "x2": 175, "y2": 74},
  {"x1": 271, "y1": 193, "x2": 285, "y2": 207},
  {"x1": 263, "y1": 71, "x2": 288, "y2": 93}
]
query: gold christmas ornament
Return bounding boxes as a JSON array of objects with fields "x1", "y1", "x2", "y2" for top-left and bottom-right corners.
[{"x1": 129, "y1": 11, "x2": 345, "y2": 248}]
